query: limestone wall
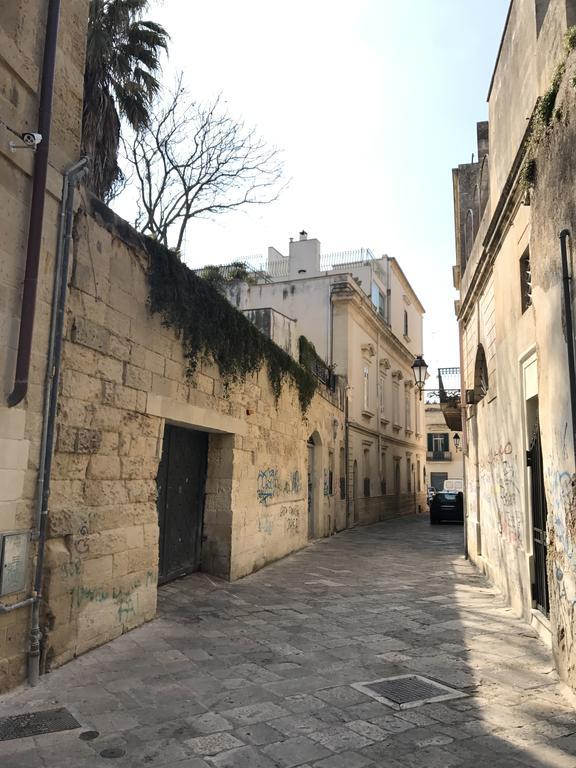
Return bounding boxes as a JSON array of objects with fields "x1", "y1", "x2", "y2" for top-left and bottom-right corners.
[
  {"x1": 460, "y1": 42, "x2": 576, "y2": 692},
  {"x1": 0, "y1": 1, "x2": 89, "y2": 693},
  {"x1": 41, "y1": 199, "x2": 344, "y2": 673},
  {"x1": 530, "y1": 50, "x2": 576, "y2": 688}
]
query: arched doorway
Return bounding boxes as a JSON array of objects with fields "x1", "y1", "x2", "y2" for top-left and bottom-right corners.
[{"x1": 307, "y1": 432, "x2": 322, "y2": 539}]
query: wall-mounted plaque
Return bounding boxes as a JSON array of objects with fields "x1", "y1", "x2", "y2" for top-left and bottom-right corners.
[{"x1": 0, "y1": 533, "x2": 29, "y2": 596}]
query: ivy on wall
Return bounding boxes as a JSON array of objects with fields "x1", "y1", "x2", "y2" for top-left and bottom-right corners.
[
  {"x1": 521, "y1": 26, "x2": 576, "y2": 192},
  {"x1": 146, "y1": 238, "x2": 316, "y2": 412}
]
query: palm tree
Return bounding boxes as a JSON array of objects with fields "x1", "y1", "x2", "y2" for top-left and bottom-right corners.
[{"x1": 82, "y1": 0, "x2": 168, "y2": 201}]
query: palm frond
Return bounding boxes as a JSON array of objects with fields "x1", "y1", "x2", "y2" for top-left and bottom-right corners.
[{"x1": 82, "y1": 0, "x2": 169, "y2": 199}]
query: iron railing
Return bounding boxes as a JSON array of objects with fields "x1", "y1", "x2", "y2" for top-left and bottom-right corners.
[{"x1": 320, "y1": 248, "x2": 376, "y2": 271}]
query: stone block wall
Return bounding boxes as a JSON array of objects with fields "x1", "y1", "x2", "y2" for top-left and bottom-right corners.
[
  {"x1": 39, "y1": 199, "x2": 344, "y2": 674},
  {"x1": 0, "y1": 0, "x2": 89, "y2": 693}
]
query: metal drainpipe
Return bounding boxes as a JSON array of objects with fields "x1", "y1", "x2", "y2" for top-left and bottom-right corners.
[
  {"x1": 27, "y1": 158, "x2": 88, "y2": 686},
  {"x1": 560, "y1": 229, "x2": 576, "y2": 468},
  {"x1": 458, "y1": 318, "x2": 468, "y2": 560},
  {"x1": 8, "y1": 0, "x2": 61, "y2": 407}
]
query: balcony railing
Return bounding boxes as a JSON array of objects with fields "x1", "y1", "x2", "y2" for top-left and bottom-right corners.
[{"x1": 427, "y1": 450, "x2": 452, "y2": 462}]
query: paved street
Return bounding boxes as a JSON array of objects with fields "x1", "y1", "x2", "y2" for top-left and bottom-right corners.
[{"x1": 1, "y1": 516, "x2": 576, "y2": 768}]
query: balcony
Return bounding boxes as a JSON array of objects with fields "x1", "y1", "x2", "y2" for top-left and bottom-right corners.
[{"x1": 427, "y1": 450, "x2": 452, "y2": 462}]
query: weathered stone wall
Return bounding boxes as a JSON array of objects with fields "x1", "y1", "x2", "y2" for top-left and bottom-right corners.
[
  {"x1": 0, "y1": 0, "x2": 89, "y2": 693},
  {"x1": 41, "y1": 199, "x2": 344, "y2": 672},
  {"x1": 459, "y1": 37, "x2": 576, "y2": 692},
  {"x1": 530, "y1": 49, "x2": 576, "y2": 688}
]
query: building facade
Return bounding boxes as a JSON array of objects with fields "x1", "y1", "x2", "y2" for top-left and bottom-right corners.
[
  {"x1": 0, "y1": 4, "x2": 344, "y2": 693},
  {"x1": 453, "y1": 0, "x2": 576, "y2": 689},
  {"x1": 425, "y1": 403, "x2": 463, "y2": 492},
  {"x1": 225, "y1": 233, "x2": 427, "y2": 524}
]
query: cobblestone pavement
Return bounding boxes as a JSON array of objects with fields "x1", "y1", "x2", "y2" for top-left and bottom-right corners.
[{"x1": 1, "y1": 516, "x2": 576, "y2": 768}]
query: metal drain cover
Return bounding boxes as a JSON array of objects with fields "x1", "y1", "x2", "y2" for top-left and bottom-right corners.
[
  {"x1": 0, "y1": 707, "x2": 81, "y2": 741},
  {"x1": 351, "y1": 674, "x2": 467, "y2": 710}
]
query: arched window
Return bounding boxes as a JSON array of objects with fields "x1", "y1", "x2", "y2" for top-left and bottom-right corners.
[
  {"x1": 463, "y1": 208, "x2": 474, "y2": 269},
  {"x1": 478, "y1": 154, "x2": 489, "y2": 219},
  {"x1": 473, "y1": 344, "x2": 489, "y2": 402}
]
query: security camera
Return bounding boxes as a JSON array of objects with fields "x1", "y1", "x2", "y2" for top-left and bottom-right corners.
[{"x1": 21, "y1": 132, "x2": 42, "y2": 146}]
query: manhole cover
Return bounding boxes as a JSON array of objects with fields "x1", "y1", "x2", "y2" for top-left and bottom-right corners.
[
  {"x1": 351, "y1": 674, "x2": 467, "y2": 710},
  {"x1": 100, "y1": 747, "x2": 126, "y2": 758},
  {"x1": 0, "y1": 708, "x2": 81, "y2": 741},
  {"x1": 79, "y1": 730, "x2": 100, "y2": 741}
]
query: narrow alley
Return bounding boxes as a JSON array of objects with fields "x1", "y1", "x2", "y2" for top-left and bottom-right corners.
[{"x1": 1, "y1": 517, "x2": 575, "y2": 768}]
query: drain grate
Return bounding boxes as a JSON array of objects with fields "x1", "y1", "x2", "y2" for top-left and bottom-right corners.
[
  {"x1": 0, "y1": 708, "x2": 81, "y2": 741},
  {"x1": 351, "y1": 674, "x2": 467, "y2": 710}
]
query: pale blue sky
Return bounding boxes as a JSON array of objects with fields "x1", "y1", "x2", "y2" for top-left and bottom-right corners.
[{"x1": 122, "y1": 0, "x2": 510, "y2": 378}]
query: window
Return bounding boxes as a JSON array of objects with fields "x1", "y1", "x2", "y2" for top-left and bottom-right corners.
[
  {"x1": 328, "y1": 450, "x2": 334, "y2": 496},
  {"x1": 405, "y1": 388, "x2": 411, "y2": 431},
  {"x1": 363, "y1": 448, "x2": 371, "y2": 497},
  {"x1": 363, "y1": 366, "x2": 370, "y2": 411},
  {"x1": 520, "y1": 248, "x2": 532, "y2": 313},
  {"x1": 379, "y1": 375, "x2": 386, "y2": 417},
  {"x1": 339, "y1": 447, "x2": 346, "y2": 500},
  {"x1": 406, "y1": 458, "x2": 412, "y2": 492},
  {"x1": 393, "y1": 381, "x2": 400, "y2": 425},
  {"x1": 427, "y1": 433, "x2": 449, "y2": 459},
  {"x1": 381, "y1": 451, "x2": 387, "y2": 495},
  {"x1": 394, "y1": 460, "x2": 401, "y2": 494},
  {"x1": 417, "y1": 459, "x2": 421, "y2": 492},
  {"x1": 371, "y1": 284, "x2": 387, "y2": 320},
  {"x1": 473, "y1": 344, "x2": 489, "y2": 401},
  {"x1": 403, "y1": 309, "x2": 409, "y2": 337},
  {"x1": 378, "y1": 290, "x2": 386, "y2": 319}
]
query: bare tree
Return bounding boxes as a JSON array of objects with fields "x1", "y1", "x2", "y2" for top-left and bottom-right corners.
[{"x1": 125, "y1": 76, "x2": 285, "y2": 251}]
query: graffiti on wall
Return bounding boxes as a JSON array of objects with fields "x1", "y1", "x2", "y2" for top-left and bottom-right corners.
[
  {"x1": 257, "y1": 468, "x2": 301, "y2": 505},
  {"x1": 257, "y1": 504, "x2": 302, "y2": 536},
  {"x1": 478, "y1": 441, "x2": 522, "y2": 546},
  {"x1": 546, "y1": 466, "x2": 576, "y2": 567},
  {"x1": 280, "y1": 505, "x2": 301, "y2": 534}
]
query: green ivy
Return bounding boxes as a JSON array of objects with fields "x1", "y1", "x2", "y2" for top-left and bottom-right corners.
[
  {"x1": 145, "y1": 238, "x2": 316, "y2": 413},
  {"x1": 521, "y1": 157, "x2": 537, "y2": 191},
  {"x1": 538, "y1": 62, "x2": 565, "y2": 126},
  {"x1": 521, "y1": 27, "x2": 576, "y2": 191}
]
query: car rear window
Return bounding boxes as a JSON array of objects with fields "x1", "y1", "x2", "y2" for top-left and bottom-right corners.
[{"x1": 440, "y1": 493, "x2": 457, "y2": 501}]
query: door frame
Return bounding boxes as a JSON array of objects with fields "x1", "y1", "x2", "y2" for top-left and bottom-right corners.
[{"x1": 157, "y1": 423, "x2": 208, "y2": 585}]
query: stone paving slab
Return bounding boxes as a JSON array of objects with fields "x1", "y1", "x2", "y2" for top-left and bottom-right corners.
[{"x1": 1, "y1": 516, "x2": 576, "y2": 766}]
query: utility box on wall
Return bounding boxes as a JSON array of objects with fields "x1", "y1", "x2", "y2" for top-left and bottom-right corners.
[{"x1": 0, "y1": 533, "x2": 29, "y2": 596}]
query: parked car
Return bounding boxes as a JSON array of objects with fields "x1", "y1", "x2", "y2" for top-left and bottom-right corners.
[{"x1": 430, "y1": 490, "x2": 464, "y2": 524}]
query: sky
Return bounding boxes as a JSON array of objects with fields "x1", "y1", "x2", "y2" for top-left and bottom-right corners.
[{"x1": 116, "y1": 0, "x2": 510, "y2": 381}]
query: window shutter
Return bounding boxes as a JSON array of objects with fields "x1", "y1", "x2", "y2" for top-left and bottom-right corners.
[
  {"x1": 427, "y1": 434, "x2": 433, "y2": 452},
  {"x1": 443, "y1": 434, "x2": 449, "y2": 451}
]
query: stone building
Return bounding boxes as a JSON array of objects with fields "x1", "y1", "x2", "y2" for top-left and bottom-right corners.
[
  {"x1": 223, "y1": 233, "x2": 427, "y2": 523},
  {"x1": 425, "y1": 403, "x2": 463, "y2": 492},
  {"x1": 0, "y1": 3, "x2": 344, "y2": 693},
  {"x1": 453, "y1": 0, "x2": 576, "y2": 689},
  {"x1": 0, "y1": 0, "x2": 91, "y2": 692}
]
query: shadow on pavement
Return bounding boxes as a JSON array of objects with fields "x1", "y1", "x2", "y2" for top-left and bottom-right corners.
[{"x1": 0, "y1": 515, "x2": 575, "y2": 767}]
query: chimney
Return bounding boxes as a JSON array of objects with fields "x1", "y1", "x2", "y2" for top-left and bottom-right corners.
[{"x1": 288, "y1": 232, "x2": 321, "y2": 278}]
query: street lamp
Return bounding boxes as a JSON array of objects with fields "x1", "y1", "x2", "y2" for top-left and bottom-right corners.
[
  {"x1": 453, "y1": 433, "x2": 461, "y2": 452},
  {"x1": 411, "y1": 355, "x2": 428, "y2": 400}
]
